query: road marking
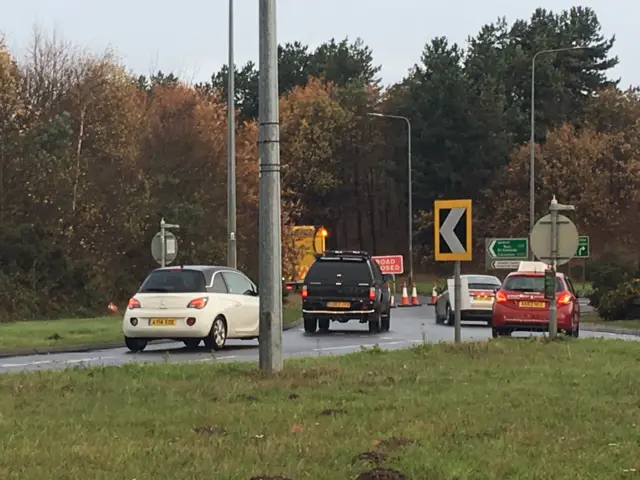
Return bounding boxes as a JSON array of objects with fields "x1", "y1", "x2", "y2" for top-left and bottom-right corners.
[
  {"x1": 314, "y1": 341, "x2": 405, "y2": 352},
  {"x1": 192, "y1": 355, "x2": 238, "y2": 362},
  {"x1": 0, "y1": 356, "x2": 116, "y2": 368},
  {"x1": 0, "y1": 359, "x2": 55, "y2": 368}
]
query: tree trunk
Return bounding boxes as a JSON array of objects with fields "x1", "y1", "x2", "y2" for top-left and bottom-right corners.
[
  {"x1": 0, "y1": 123, "x2": 4, "y2": 225},
  {"x1": 366, "y1": 168, "x2": 377, "y2": 254},
  {"x1": 353, "y1": 157, "x2": 364, "y2": 250},
  {"x1": 71, "y1": 105, "x2": 86, "y2": 214}
]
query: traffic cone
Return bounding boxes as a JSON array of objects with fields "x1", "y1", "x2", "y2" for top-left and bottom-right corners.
[
  {"x1": 399, "y1": 282, "x2": 409, "y2": 306},
  {"x1": 430, "y1": 283, "x2": 437, "y2": 305},
  {"x1": 411, "y1": 283, "x2": 420, "y2": 306},
  {"x1": 390, "y1": 294, "x2": 396, "y2": 308}
]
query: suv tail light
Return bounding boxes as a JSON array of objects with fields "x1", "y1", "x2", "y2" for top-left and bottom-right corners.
[
  {"x1": 187, "y1": 297, "x2": 208, "y2": 309},
  {"x1": 495, "y1": 290, "x2": 507, "y2": 303},
  {"x1": 128, "y1": 298, "x2": 141, "y2": 309},
  {"x1": 369, "y1": 287, "x2": 376, "y2": 299},
  {"x1": 557, "y1": 292, "x2": 572, "y2": 305},
  {"x1": 301, "y1": 285, "x2": 308, "y2": 298}
]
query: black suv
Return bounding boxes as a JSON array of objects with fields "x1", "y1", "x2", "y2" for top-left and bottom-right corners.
[{"x1": 301, "y1": 250, "x2": 392, "y2": 333}]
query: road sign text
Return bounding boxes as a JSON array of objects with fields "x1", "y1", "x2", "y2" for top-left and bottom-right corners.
[
  {"x1": 574, "y1": 236, "x2": 590, "y2": 258},
  {"x1": 372, "y1": 255, "x2": 404, "y2": 275}
]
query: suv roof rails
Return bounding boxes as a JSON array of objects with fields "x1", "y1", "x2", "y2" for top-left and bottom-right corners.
[{"x1": 317, "y1": 250, "x2": 370, "y2": 259}]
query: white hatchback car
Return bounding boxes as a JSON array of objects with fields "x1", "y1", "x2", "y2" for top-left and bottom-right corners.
[
  {"x1": 434, "y1": 274, "x2": 502, "y2": 326},
  {"x1": 123, "y1": 265, "x2": 259, "y2": 352}
]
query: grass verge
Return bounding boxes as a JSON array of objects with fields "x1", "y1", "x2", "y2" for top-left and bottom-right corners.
[
  {"x1": 0, "y1": 297, "x2": 302, "y2": 352},
  {"x1": 1, "y1": 338, "x2": 639, "y2": 479},
  {"x1": 581, "y1": 311, "x2": 640, "y2": 330}
]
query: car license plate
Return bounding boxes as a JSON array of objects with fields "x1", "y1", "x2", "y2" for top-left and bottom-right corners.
[
  {"x1": 519, "y1": 301, "x2": 545, "y2": 308},
  {"x1": 475, "y1": 295, "x2": 489, "y2": 300},
  {"x1": 149, "y1": 318, "x2": 176, "y2": 326},
  {"x1": 327, "y1": 301, "x2": 350, "y2": 308}
]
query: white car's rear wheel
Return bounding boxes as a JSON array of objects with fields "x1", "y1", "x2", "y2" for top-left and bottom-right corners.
[
  {"x1": 204, "y1": 316, "x2": 227, "y2": 350},
  {"x1": 125, "y1": 337, "x2": 147, "y2": 353},
  {"x1": 183, "y1": 339, "x2": 201, "y2": 349}
]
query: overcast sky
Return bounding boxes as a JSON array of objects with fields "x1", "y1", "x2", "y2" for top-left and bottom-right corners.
[{"x1": 1, "y1": 0, "x2": 637, "y2": 88}]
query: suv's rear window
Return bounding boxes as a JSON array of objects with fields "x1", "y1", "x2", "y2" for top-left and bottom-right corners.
[
  {"x1": 306, "y1": 260, "x2": 372, "y2": 284},
  {"x1": 139, "y1": 269, "x2": 207, "y2": 293},
  {"x1": 503, "y1": 275, "x2": 564, "y2": 293}
]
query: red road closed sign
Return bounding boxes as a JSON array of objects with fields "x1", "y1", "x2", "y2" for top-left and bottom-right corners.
[{"x1": 372, "y1": 255, "x2": 404, "y2": 275}]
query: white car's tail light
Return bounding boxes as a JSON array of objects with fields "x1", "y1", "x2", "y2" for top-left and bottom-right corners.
[
  {"x1": 128, "y1": 298, "x2": 141, "y2": 309},
  {"x1": 187, "y1": 297, "x2": 208, "y2": 309}
]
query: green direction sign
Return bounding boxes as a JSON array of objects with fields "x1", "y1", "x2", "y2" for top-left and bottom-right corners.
[
  {"x1": 574, "y1": 236, "x2": 589, "y2": 258},
  {"x1": 487, "y1": 238, "x2": 529, "y2": 259}
]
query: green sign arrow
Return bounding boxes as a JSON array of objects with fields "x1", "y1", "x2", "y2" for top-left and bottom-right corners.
[
  {"x1": 574, "y1": 236, "x2": 589, "y2": 258},
  {"x1": 487, "y1": 238, "x2": 529, "y2": 259}
]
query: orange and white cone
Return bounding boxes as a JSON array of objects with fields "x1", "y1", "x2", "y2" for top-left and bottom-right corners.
[
  {"x1": 430, "y1": 283, "x2": 437, "y2": 305},
  {"x1": 411, "y1": 283, "x2": 420, "y2": 306},
  {"x1": 400, "y1": 282, "x2": 409, "y2": 306}
]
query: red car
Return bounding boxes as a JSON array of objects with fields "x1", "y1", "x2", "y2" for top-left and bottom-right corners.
[{"x1": 491, "y1": 262, "x2": 580, "y2": 338}]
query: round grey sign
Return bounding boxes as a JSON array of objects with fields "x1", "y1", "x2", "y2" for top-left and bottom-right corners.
[
  {"x1": 530, "y1": 214, "x2": 579, "y2": 266},
  {"x1": 151, "y1": 231, "x2": 178, "y2": 265}
]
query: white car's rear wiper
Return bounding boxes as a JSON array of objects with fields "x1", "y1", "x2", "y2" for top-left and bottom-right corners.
[{"x1": 141, "y1": 288, "x2": 171, "y2": 293}]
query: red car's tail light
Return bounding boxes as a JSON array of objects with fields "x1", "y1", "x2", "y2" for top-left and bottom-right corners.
[
  {"x1": 557, "y1": 292, "x2": 572, "y2": 305},
  {"x1": 187, "y1": 297, "x2": 208, "y2": 309},
  {"x1": 128, "y1": 298, "x2": 141, "y2": 309},
  {"x1": 495, "y1": 290, "x2": 507, "y2": 303}
]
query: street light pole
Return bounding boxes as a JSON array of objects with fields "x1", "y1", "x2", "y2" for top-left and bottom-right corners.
[
  {"x1": 529, "y1": 46, "x2": 589, "y2": 259},
  {"x1": 367, "y1": 112, "x2": 413, "y2": 284},
  {"x1": 258, "y1": 0, "x2": 283, "y2": 373},
  {"x1": 227, "y1": 0, "x2": 237, "y2": 268}
]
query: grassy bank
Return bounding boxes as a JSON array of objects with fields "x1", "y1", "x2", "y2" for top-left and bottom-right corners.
[
  {"x1": 1, "y1": 338, "x2": 639, "y2": 479},
  {"x1": 581, "y1": 311, "x2": 640, "y2": 330},
  {"x1": 0, "y1": 297, "x2": 302, "y2": 352}
]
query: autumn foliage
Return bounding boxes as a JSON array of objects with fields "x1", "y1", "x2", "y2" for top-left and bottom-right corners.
[
  {"x1": 482, "y1": 88, "x2": 640, "y2": 258},
  {"x1": 0, "y1": 13, "x2": 639, "y2": 321}
]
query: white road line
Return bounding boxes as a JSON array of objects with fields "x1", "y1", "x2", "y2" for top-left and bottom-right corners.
[
  {"x1": 192, "y1": 355, "x2": 238, "y2": 362},
  {"x1": 0, "y1": 359, "x2": 55, "y2": 368},
  {"x1": 314, "y1": 341, "x2": 405, "y2": 352},
  {"x1": 0, "y1": 356, "x2": 117, "y2": 368}
]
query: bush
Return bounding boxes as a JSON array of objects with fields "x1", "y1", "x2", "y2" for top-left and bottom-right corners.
[
  {"x1": 586, "y1": 254, "x2": 639, "y2": 308},
  {"x1": 597, "y1": 279, "x2": 640, "y2": 320}
]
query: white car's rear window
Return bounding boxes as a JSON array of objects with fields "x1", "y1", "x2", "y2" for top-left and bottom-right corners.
[{"x1": 139, "y1": 269, "x2": 207, "y2": 293}]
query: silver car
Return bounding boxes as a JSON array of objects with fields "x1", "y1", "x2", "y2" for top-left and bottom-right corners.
[{"x1": 434, "y1": 274, "x2": 502, "y2": 326}]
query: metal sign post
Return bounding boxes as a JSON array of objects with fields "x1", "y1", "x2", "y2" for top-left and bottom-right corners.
[
  {"x1": 434, "y1": 199, "x2": 473, "y2": 344},
  {"x1": 152, "y1": 218, "x2": 180, "y2": 267},
  {"x1": 530, "y1": 196, "x2": 577, "y2": 338}
]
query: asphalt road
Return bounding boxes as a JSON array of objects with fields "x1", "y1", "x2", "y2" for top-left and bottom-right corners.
[{"x1": 0, "y1": 298, "x2": 635, "y2": 374}]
